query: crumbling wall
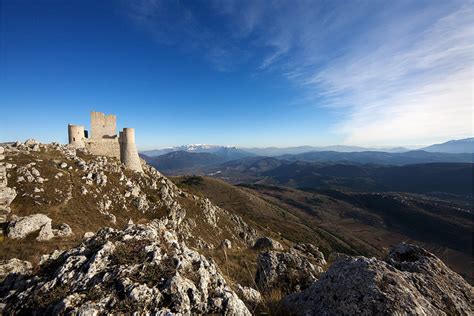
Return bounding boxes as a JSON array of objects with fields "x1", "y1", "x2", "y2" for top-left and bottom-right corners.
[
  {"x1": 85, "y1": 139, "x2": 120, "y2": 159},
  {"x1": 90, "y1": 112, "x2": 116, "y2": 139}
]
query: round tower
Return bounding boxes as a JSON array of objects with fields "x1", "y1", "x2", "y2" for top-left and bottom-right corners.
[
  {"x1": 120, "y1": 128, "x2": 143, "y2": 172},
  {"x1": 68, "y1": 124, "x2": 85, "y2": 148}
]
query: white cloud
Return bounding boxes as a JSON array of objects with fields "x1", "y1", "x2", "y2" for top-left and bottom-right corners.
[{"x1": 306, "y1": 4, "x2": 474, "y2": 145}]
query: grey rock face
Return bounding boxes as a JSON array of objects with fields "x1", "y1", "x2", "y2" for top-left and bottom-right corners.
[
  {"x1": 220, "y1": 239, "x2": 232, "y2": 249},
  {"x1": 6, "y1": 214, "x2": 72, "y2": 241},
  {"x1": 281, "y1": 243, "x2": 473, "y2": 316},
  {"x1": 53, "y1": 223, "x2": 73, "y2": 237},
  {"x1": 235, "y1": 284, "x2": 262, "y2": 307},
  {"x1": 7, "y1": 214, "x2": 52, "y2": 240},
  {"x1": 1, "y1": 222, "x2": 251, "y2": 315},
  {"x1": 255, "y1": 244, "x2": 326, "y2": 295},
  {"x1": 0, "y1": 259, "x2": 32, "y2": 282},
  {"x1": 254, "y1": 236, "x2": 284, "y2": 250},
  {"x1": 0, "y1": 147, "x2": 16, "y2": 218}
]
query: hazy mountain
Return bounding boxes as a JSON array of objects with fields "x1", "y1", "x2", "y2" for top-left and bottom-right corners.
[
  {"x1": 142, "y1": 144, "x2": 412, "y2": 158},
  {"x1": 141, "y1": 144, "x2": 255, "y2": 160},
  {"x1": 260, "y1": 161, "x2": 473, "y2": 195},
  {"x1": 421, "y1": 138, "x2": 474, "y2": 153},
  {"x1": 243, "y1": 145, "x2": 376, "y2": 156},
  {"x1": 279, "y1": 150, "x2": 473, "y2": 165},
  {"x1": 142, "y1": 151, "x2": 225, "y2": 173}
]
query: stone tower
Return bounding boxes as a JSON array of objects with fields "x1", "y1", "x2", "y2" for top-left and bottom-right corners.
[
  {"x1": 90, "y1": 112, "x2": 116, "y2": 139},
  {"x1": 68, "y1": 125, "x2": 86, "y2": 148},
  {"x1": 119, "y1": 128, "x2": 143, "y2": 172}
]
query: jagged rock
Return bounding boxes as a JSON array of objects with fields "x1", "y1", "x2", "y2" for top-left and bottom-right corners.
[
  {"x1": 281, "y1": 243, "x2": 473, "y2": 315},
  {"x1": 254, "y1": 236, "x2": 284, "y2": 250},
  {"x1": 24, "y1": 139, "x2": 39, "y2": 147},
  {"x1": 133, "y1": 194, "x2": 149, "y2": 212},
  {"x1": 0, "y1": 259, "x2": 32, "y2": 281},
  {"x1": 0, "y1": 187, "x2": 16, "y2": 210},
  {"x1": 1, "y1": 222, "x2": 251, "y2": 315},
  {"x1": 229, "y1": 214, "x2": 257, "y2": 245},
  {"x1": 39, "y1": 250, "x2": 64, "y2": 265},
  {"x1": 59, "y1": 162, "x2": 68, "y2": 168},
  {"x1": 255, "y1": 245, "x2": 325, "y2": 295},
  {"x1": 83, "y1": 232, "x2": 94, "y2": 239},
  {"x1": 53, "y1": 223, "x2": 73, "y2": 237},
  {"x1": 30, "y1": 167, "x2": 40, "y2": 177},
  {"x1": 36, "y1": 221, "x2": 54, "y2": 241},
  {"x1": 235, "y1": 284, "x2": 262, "y2": 306},
  {"x1": 7, "y1": 214, "x2": 52, "y2": 239},
  {"x1": 80, "y1": 186, "x2": 88, "y2": 195},
  {"x1": 220, "y1": 239, "x2": 232, "y2": 249},
  {"x1": 199, "y1": 198, "x2": 219, "y2": 227}
]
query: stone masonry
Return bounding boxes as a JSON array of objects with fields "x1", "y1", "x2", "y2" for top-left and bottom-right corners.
[{"x1": 68, "y1": 112, "x2": 142, "y2": 172}]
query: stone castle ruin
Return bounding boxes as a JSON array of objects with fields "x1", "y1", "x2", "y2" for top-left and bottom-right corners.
[{"x1": 68, "y1": 112, "x2": 142, "y2": 172}]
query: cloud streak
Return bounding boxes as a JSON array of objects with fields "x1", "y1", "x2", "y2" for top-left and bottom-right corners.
[{"x1": 125, "y1": 0, "x2": 474, "y2": 145}]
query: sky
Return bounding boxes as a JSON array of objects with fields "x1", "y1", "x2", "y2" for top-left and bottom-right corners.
[{"x1": 0, "y1": 0, "x2": 473, "y2": 150}]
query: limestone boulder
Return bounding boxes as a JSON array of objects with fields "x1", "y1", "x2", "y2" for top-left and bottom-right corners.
[
  {"x1": 254, "y1": 236, "x2": 284, "y2": 250},
  {"x1": 220, "y1": 239, "x2": 232, "y2": 249},
  {"x1": 7, "y1": 214, "x2": 52, "y2": 240},
  {"x1": 53, "y1": 223, "x2": 73, "y2": 238},
  {"x1": 235, "y1": 284, "x2": 262, "y2": 307},
  {"x1": 0, "y1": 187, "x2": 16, "y2": 210},
  {"x1": 36, "y1": 221, "x2": 54, "y2": 241},
  {"x1": 281, "y1": 243, "x2": 473, "y2": 315},
  {"x1": 255, "y1": 244, "x2": 326, "y2": 295},
  {"x1": 0, "y1": 259, "x2": 32, "y2": 282}
]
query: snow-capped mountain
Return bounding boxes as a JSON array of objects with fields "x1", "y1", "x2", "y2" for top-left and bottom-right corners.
[{"x1": 141, "y1": 144, "x2": 255, "y2": 160}]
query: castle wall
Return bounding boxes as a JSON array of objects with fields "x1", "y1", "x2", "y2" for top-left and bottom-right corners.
[
  {"x1": 119, "y1": 128, "x2": 142, "y2": 172},
  {"x1": 85, "y1": 138, "x2": 120, "y2": 159},
  {"x1": 68, "y1": 112, "x2": 142, "y2": 172},
  {"x1": 90, "y1": 112, "x2": 116, "y2": 139}
]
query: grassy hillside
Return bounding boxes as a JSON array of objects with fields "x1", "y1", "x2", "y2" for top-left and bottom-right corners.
[{"x1": 171, "y1": 176, "x2": 473, "y2": 283}]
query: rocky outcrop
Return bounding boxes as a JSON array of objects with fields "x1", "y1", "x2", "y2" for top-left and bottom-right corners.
[
  {"x1": 7, "y1": 214, "x2": 52, "y2": 240},
  {"x1": 281, "y1": 243, "x2": 473, "y2": 315},
  {"x1": 255, "y1": 244, "x2": 326, "y2": 295},
  {"x1": 6, "y1": 214, "x2": 72, "y2": 241},
  {"x1": 0, "y1": 146, "x2": 16, "y2": 223},
  {"x1": 235, "y1": 284, "x2": 262, "y2": 307},
  {"x1": 254, "y1": 236, "x2": 284, "y2": 250},
  {"x1": 1, "y1": 222, "x2": 251, "y2": 315},
  {"x1": 0, "y1": 259, "x2": 32, "y2": 282}
]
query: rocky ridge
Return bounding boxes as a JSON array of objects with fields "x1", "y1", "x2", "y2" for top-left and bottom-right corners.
[
  {"x1": 281, "y1": 243, "x2": 473, "y2": 315},
  {"x1": 1, "y1": 221, "x2": 250, "y2": 315}
]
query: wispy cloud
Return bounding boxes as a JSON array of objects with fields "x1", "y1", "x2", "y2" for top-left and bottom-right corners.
[{"x1": 124, "y1": 0, "x2": 474, "y2": 145}]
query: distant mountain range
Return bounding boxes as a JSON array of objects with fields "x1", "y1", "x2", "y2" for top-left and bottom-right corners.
[
  {"x1": 140, "y1": 137, "x2": 473, "y2": 158},
  {"x1": 279, "y1": 150, "x2": 473, "y2": 165},
  {"x1": 141, "y1": 144, "x2": 254, "y2": 160},
  {"x1": 140, "y1": 151, "x2": 226, "y2": 172},
  {"x1": 242, "y1": 145, "x2": 410, "y2": 156},
  {"x1": 421, "y1": 138, "x2": 473, "y2": 154}
]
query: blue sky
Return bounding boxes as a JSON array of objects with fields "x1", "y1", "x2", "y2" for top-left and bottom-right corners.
[{"x1": 1, "y1": 0, "x2": 472, "y2": 150}]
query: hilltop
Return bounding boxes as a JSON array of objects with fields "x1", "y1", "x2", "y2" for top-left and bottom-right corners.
[{"x1": 0, "y1": 140, "x2": 472, "y2": 314}]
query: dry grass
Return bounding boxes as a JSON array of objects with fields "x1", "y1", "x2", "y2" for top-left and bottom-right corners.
[{"x1": 0, "y1": 147, "x2": 167, "y2": 266}]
